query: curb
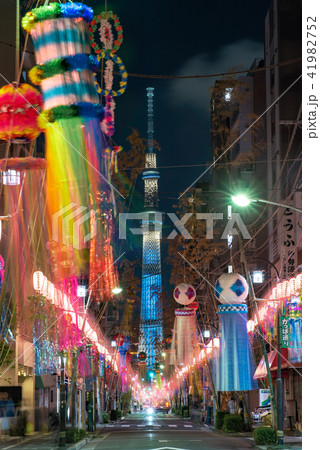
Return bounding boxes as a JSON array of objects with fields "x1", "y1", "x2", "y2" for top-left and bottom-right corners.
[{"x1": 67, "y1": 436, "x2": 93, "y2": 450}]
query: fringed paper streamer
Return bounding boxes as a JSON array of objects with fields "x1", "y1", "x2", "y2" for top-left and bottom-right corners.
[
  {"x1": 0, "y1": 157, "x2": 46, "y2": 171},
  {"x1": 170, "y1": 308, "x2": 198, "y2": 366},
  {"x1": 78, "y1": 344, "x2": 91, "y2": 377},
  {"x1": 215, "y1": 304, "x2": 258, "y2": 391},
  {"x1": 23, "y1": 3, "x2": 107, "y2": 278},
  {"x1": 89, "y1": 191, "x2": 118, "y2": 301},
  {"x1": 4, "y1": 166, "x2": 48, "y2": 337}
]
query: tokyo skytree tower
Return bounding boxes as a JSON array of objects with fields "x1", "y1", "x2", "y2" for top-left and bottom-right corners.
[{"x1": 138, "y1": 87, "x2": 163, "y2": 378}]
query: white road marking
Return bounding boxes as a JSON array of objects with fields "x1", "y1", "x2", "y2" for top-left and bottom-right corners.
[
  {"x1": 137, "y1": 424, "x2": 146, "y2": 427},
  {"x1": 168, "y1": 424, "x2": 177, "y2": 427},
  {"x1": 184, "y1": 424, "x2": 193, "y2": 427},
  {"x1": 121, "y1": 424, "x2": 130, "y2": 427}
]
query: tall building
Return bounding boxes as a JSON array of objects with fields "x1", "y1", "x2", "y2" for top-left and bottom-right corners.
[
  {"x1": 264, "y1": 0, "x2": 302, "y2": 278},
  {"x1": 138, "y1": 88, "x2": 163, "y2": 378}
]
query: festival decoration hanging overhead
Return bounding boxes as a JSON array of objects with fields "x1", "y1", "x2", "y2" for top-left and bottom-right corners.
[
  {"x1": 173, "y1": 283, "x2": 196, "y2": 306},
  {"x1": 214, "y1": 273, "x2": 257, "y2": 392},
  {"x1": 214, "y1": 272, "x2": 248, "y2": 304},
  {"x1": 170, "y1": 308, "x2": 198, "y2": 366},
  {"x1": 0, "y1": 83, "x2": 42, "y2": 142},
  {"x1": 22, "y1": 1, "x2": 106, "y2": 277},
  {"x1": 89, "y1": 10, "x2": 127, "y2": 178},
  {"x1": 138, "y1": 351, "x2": 147, "y2": 362}
]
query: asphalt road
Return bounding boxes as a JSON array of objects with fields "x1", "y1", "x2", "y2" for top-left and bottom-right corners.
[
  {"x1": 0, "y1": 412, "x2": 255, "y2": 450},
  {"x1": 83, "y1": 412, "x2": 255, "y2": 450}
]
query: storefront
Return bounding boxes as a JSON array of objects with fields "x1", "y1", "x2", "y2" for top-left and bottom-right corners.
[{"x1": 251, "y1": 274, "x2": 302, "y2": 431}]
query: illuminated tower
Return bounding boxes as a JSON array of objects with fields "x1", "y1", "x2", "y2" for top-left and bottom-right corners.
[{"x1": 139, "y1": 88, "x2": 163, "y2": 378}]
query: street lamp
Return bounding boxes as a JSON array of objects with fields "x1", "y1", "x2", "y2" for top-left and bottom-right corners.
[
  {"x1": 233, "y1": 203, "x2": 285, "y2": 446},
  {"x1": 231, "y1": 194, "x2": 302, "y2": 213},
  {"x1": 112, "y1": 287, "x2": 123, "y2": 295}
]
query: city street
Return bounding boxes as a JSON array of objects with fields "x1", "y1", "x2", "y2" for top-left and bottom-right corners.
[
  {"x1": 0, "y1": 412, "x2": 303, "y2": 449},
  {"x1": 84, "y1": 413, "x2": 255, "y2": 450},
  {"x1": 0, "y1": 0, "x2": 306, "y2": 447}
]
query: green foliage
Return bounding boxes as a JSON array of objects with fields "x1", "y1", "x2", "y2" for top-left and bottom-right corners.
[
  {"x1": 253, "y1": 427, "x2": 277, "y2": 445},
  {"x1": 222, "y1": 414, "x2": 243, "y2": 432},
  {"x1": 121, "y1": 391, "x2": 132, "y2": 413},
  {"x1": 216, "y1": 410, "x2": 230, "y2": 430},
  {"x1": 174, "y1": 408, "x2": 181, "y2": 416},
  {"x1": 183, "y1": 409, "x2": 189, "y2": 418},
  {"x1": 66, "y1": 428, "x2": 86, "y2": 443},
  {"x1": 262, "y1": 413, "x2": 272, "y2": 427},
  {"x1": 102, "y1": 411, "x2": 110, "y2": 423},
  {"x1": 117, "y1": 409, "x2": 123, "y2": 419}
]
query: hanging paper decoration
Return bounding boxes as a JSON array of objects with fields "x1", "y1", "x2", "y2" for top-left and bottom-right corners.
[
  {"x1": 22, "y1": 2, "x2": 106, "y2": 277},
  {"x1": 214, "y1": 273, "x2": 257, "y2": 391},
  {"x1": 214, "y1": 273, "x2": 248, "y2": 304},
  {"x1": 164, "y1": 335, "x2": 172, "y2": 349},
  {"x1": 188, "y1": 301, "x2": 199, "y2": 310},
  {"x1": 119, "y1": 336, "x2": 130, "y2": 393},
  {"x1": 0, "y1": 255, "x2": 4, "y2": 288},
  {"x1": 170, "y1": 308, "x2": 198, "y2": 366},
  {"x1": 0, "y1": 83, "x2": 42, "y2": 142},
  {"x1": 138, "y1": 351, "x2": 147, "y2": 362},
  {"x1": 173, "y1": 283, "x2": 196, "y2": 306},
  {"x1": 0, "y1": 157, "x2": 46, "y2": 172},
  {"x1": 89, "y1": 10, "x2": 127, "y2": 180}
]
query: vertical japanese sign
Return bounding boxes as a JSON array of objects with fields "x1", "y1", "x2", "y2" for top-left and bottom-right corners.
[{"x1": 280, "y1": 208, "x2": 297, "y2": 280}]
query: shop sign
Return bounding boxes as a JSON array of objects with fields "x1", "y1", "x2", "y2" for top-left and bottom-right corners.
[
  {"x1": 259, "y1": 389, "x2": 271, "y2": 407},
  {"x1": 280, "y1": 316, "x2": 290, "y2": 348}
]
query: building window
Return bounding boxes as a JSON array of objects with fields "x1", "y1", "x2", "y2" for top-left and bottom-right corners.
[{"x1": 1, "y1": 169, "x2": 21, "y2": 185}]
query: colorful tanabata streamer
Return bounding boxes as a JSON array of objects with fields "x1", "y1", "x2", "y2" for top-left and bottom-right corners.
[
  {"x1": 170, "y1": 308, "x2": 198, "y2": 366},
  {"x1": 215, "y1": 304, "x2": 258, "y2": 391},
  {"x1": 22, "y1": 2, "x2": 106, "y2": 276}
]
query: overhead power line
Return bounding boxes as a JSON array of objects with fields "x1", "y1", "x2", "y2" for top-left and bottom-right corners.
[{"x1": 117, "y1": 58, "x2": 301, "y2": 80}]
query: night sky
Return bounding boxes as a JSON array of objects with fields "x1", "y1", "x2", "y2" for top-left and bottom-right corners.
[{"x1": 85, "y1": 0, "x2": 271, "y2": 292}]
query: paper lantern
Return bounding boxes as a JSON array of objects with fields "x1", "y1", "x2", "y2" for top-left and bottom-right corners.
[
  {"x1": 173, "y1": 283, "x2": 196, "y2": 305},
  {"x1": 214, "y1": 273, "x2": 248, "y2": 304},
  {"x1": 0, "y1": 83, "x2": 42, "y2": 142}
]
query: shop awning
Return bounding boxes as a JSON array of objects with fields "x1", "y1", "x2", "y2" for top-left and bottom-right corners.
[{"x1": 253, "y1": 349, "x2": 289, "y2": 379}]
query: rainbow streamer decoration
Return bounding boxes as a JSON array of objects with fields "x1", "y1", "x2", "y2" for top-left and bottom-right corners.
[{"x1": 22, "y1": 2, "x2": 106, "y2": 276}]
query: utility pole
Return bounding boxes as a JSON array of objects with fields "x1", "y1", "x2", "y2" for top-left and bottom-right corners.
[{"x1": 59, "y1": 353, "x2": 66, "y2": 447}]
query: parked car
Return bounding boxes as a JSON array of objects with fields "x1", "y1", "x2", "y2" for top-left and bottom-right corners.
[
  {"x1": 251, "y1": 405, "x2": 271, "y2": 422},
  {"x1": 154, "y1": 400, "x2": 170, "y2": 414}
]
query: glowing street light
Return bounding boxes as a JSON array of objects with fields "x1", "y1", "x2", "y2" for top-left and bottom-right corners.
[
  {"x1": 231, "y1": 194, "x2": 302, "y2": 213},
  {"x1": 112, "y1": 287, "x2": 123, "y2": 295}
]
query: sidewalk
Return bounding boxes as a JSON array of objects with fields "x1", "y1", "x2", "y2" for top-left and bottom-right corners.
[
  {"x1": 0, "y1": 430, "x2": 94, "y2": 449},
  {"x1": 203, "y1": 424, "x2": 302, "y2": 449}
]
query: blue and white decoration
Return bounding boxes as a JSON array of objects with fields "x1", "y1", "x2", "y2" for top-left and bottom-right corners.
[
  {"x1": 214, "y1": 273, "x2": 257, "y2": 391},
  {"x1": 214, "y1": 272, "x2": 248, "y2": 304}
]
